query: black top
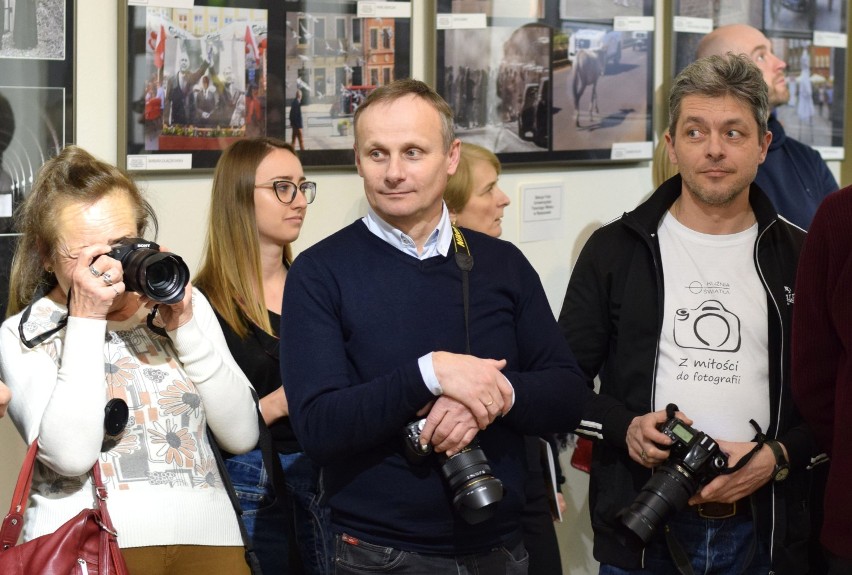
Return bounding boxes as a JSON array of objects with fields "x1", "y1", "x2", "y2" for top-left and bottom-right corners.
[{"x1": 215, "y1": 308, "x2": 300, "y2": 454}]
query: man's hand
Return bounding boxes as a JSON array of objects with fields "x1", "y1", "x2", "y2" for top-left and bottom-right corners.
[
  {"x1": 626, "y1": 408, "x2": 693, "y2": 468},
  {"x1": 688, "y1": 440, "x2": 777, "y2": 505},
  {"x1": 0, "y1": 380, "x2": 10, "y2": 418},
  {"x1": 418, "y1": 396, "x2": 479, "y2": 456},
  {"x1": 432, "y1": 351, "x2": 512, "y2": 428}
]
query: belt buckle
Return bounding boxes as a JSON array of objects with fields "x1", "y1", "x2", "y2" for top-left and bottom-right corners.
[{"x1": 697, "y1": 502, "x2": 736, "y2": 519}]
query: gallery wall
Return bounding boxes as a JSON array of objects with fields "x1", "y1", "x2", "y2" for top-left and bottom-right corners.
[{"x1": 0, "y1": 2, "x2": 845, "y2": 573}]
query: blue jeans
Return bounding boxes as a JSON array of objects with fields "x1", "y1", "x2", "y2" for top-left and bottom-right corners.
[
  {"x1": 334, "y1": 534, "x2": 529, "y2": 574},
  {"x1": 224, "y1": 449, "x2": 333, "y2": 575},
  {"x1": 599, "y1": 509, "x2": 770, "y2": 575}
]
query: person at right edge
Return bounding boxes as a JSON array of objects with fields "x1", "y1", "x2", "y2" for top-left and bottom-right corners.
[
  {"x1": 697, "y1": 24, "x2": 837, "y2": 230},
  {"x1": 791, "y1": 185, "x2": 852, "y2": 575},
  {"x1": 558, "y1": 54, "x2": 817, "y2": 574}
]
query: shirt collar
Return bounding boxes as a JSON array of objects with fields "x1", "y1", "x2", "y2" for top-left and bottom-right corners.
[{"x1": 362, "y1": 204, "x2": 453, "y2": 260}]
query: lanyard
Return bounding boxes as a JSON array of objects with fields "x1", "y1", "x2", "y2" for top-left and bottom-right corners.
[{"x1": 451, "y1": 226, "x2": 473, "y2": 355}]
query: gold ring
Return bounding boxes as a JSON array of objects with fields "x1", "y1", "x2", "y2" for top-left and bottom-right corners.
[
  {"x1": 640, "y1": 449, "x2": 647, "y2": 461},
  {"x1": 89, "y1": 265, "x2": 102, "y2": 277},
  {"x1": 485, "y1": 399, "x2": 494, "y2": 406},
  {"x1": 102, "y1": 272, "x2": 113, "y2": 285}
]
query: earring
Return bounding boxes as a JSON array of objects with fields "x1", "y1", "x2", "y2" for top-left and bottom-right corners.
[{"x1": 45, "y1": 266, "x2": 54, "y2": 274}]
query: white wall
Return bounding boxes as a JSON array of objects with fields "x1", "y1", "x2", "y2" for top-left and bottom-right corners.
[{"x1": 0, "y1": 3, "x2": 841, "y2": 573}]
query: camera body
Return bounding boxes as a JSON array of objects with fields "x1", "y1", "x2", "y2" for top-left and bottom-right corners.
[
  {"x1": 618, "y1": 413, "x2": 728, "y2": 547},
  {"x1": 108, "y1": 238, "x2": 189, "y2": 305},
  {"x1": 402, "y1": 418, "x2": 503, "y2": 525}
]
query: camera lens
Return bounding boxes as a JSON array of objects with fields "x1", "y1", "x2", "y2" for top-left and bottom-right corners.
[
  {"x1": 123, "y1": 249, "x2": 189, "y2": 305},
  {"x1": 438, "y1": 441, "x2": 504, "y2": 525},
  {"x1": 618, "y1": 462, "x2": 699, "y2": 547}
]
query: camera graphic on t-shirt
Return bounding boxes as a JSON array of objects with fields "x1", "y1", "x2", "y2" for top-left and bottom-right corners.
[{"x1": 673, "y1": 300, "x2": 741, "y2": 352}]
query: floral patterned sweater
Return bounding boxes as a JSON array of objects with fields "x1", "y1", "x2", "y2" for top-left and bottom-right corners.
[{"x1": 0, "y1": 290, "x2": 259, "y2": 548}]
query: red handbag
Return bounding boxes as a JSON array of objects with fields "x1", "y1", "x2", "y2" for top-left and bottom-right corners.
[
  {"x1": 0, "y1": 440, "x2": 129, "y2": 575},
  {"x1": 570, "y1": 436, "x2": 593, "y2": 474}
]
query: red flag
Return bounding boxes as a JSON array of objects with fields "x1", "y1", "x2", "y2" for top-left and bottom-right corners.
[
  {"x1": 245, "y1": 25, "x2": 257, "y2": 61},
  {"x1": 154, "y1": 25, "x2": 165, "y2": 69}
]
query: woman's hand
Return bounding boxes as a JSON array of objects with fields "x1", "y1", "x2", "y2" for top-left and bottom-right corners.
[
  {"x1": 67, "y1": 244, "x2": 125, "y2": 319},
  {"x1": 139, "y1": 244, "x2": 193, "y2": 332},
  {"x1": 141, "y1": 281, "x2": 194, "y2": 332}
]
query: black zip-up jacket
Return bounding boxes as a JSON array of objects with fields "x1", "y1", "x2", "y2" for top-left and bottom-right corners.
[{"x1": 558, "y1": 175, "x2": 816, "y2": 573}]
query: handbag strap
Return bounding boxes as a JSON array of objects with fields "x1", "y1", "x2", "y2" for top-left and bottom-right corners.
[
  {"x1": 1, "y1": 440, "x2": 120, "y2": 550},
  {"x1": 0, "y1": 440, "x2": 38, "y2": 549}
]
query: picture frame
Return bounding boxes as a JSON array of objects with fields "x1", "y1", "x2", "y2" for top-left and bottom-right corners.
[
  {"x1": 434, "y1": 0, "x2": 655, "y2": 166},
  {"x1": 671, "y1": 0, "x2": 846, "y2": 159},
  {"x1": 118, "y1": 0, "x2": 412, "y2": 172},
  {"x1": 0, "y1": 0, "x2": 75, "y2": 320}
]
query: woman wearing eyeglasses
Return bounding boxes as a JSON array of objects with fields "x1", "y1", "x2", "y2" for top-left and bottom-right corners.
[{"x1": 194, "y1": 137, "x2": 331, "y2": 574}]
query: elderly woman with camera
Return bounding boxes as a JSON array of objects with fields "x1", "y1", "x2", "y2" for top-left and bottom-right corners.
[{"x1": 0, "y1": 146, "x2": 258, "y2": 574}]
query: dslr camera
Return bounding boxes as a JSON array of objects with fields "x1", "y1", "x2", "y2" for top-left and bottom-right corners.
[
  {"x1": 109, "y1": 238, "x2": 190, "y2": 305},
  {"x1": 618, "y1": 405, "x2": 728, "y2": 547},
  {"x1": 402, "y1": 418, "x2": 503, "y2": 525}
]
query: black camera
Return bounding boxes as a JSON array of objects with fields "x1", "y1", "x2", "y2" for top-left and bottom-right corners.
[
  {"x1": 402, "y1": 418, "x2": 504, "y2": 525},
  {"x1": 618, "y1": 406, "x2": 728, "y2": 547},
  {"x1": 108, "y1": 238, "x2": 190, "y2": 305}
]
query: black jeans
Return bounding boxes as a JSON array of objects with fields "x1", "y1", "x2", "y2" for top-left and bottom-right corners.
[{"x1": 334, "y1": 533, "x2": 528, "y2": 574}]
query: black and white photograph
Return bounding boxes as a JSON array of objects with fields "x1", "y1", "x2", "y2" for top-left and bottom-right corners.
[
  {"x1": 553, "y1": 22, "x2": 652, "y2": 157},
  {"x1": 437, "y1": 23, "x2": 552, "y2": 155},
  {"x1": 282, "y1": 0, "x2": 411, "y2": 167},
  {"x1": 0, "y1": 86, "x2": 65, "y2": 233},
  {"x1": 0, "y1": 0, "x2": 66, "y2": 60},
  {"x1": 764, "y1": 0, "x2": 846, "y2": 34}
]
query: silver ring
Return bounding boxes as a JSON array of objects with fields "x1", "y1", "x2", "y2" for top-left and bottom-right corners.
[
  {"x1": 89, "y1": 265, "x2": 102, "y2": 277},
  {"x1": 111, "y1": 285, "x2": 120, "y2": 297},
  {"x1": 102, "y1": 272, "x2": 113, "y2": 286}
]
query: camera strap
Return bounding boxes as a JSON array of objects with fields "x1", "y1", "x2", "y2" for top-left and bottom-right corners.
[
  {"x1": 719, "y1": 419, "x2": 766, "y2": 476},
  {"x1": 18, "y1": 284, "x2": 70, "y2": 349},
  {"x1": 451, "y1": 225, "x2": 473, "y2": 354}
]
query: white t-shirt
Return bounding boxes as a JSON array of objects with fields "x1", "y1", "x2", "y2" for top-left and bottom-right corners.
[{"x1": 654, "y1": 211, "x2": 770, "y2": 442}]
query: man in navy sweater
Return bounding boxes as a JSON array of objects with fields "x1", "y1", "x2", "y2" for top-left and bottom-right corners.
[
  {"x1": 280, "y1": 79, "x2": 590, "y2": 573},
  {"x1": 697, "y1": 24, "x2": 837, "y2": 230}
]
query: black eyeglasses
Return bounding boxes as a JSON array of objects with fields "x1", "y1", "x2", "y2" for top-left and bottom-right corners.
[{"x1": 257, "y1": 180, "x2": 317, "y2": 205}]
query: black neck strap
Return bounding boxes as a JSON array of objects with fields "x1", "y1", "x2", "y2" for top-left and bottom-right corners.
[
  {"x1": 451, "y1": 226, "x2": 473, "y2": 354},
  {"x1": 18, "y1": 285, "x2": 69, "y2": 349}
]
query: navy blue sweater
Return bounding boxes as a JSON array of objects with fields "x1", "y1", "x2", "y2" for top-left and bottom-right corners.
[
  {"x1": 280, "y1": 220, "x2": 589, "y2": 554},
  {"x1": 755, "y1": 113, "x2": 837, "y2": 230}
]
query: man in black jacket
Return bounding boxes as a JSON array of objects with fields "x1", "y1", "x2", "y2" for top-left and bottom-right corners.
[{"x1": 559, "y1": 54, "x2": 817, "y2": 574}]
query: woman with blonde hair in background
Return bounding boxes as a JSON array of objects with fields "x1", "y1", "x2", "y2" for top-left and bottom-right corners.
[
  {"x1": 444, "y1": 142, "x2": 510, "y2": 235},
  {"x1": 445, "y1": 141, "x2": 564, "y2": 575},
  {"x1": 194, "y1": 137, "x2": 332, "y2": 574}
]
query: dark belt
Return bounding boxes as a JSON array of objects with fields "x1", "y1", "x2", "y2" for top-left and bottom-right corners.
[{"x1": 692, "y1": 500, "x2": 749, "y2": 519}]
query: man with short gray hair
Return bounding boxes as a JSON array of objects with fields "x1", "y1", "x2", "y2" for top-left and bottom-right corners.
[{"x1": 559, "y1": 54, "x2": 818, "y2": 573}]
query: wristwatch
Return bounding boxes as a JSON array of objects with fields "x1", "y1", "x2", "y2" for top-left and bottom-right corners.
[{"x1": 766, "y1": 440, "x2": 790, "y2": 482}]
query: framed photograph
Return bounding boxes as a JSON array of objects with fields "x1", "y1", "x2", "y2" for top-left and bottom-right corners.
[
  {"x1": 771, "y1": 36, "x2": 845, "y2": 151},
  {"x1": 119, "y1": 0, "x2": 412, "y2": 172},
  {"x1": 0, "y1": 0, "x2": 75, "y2": 318},
  {"x1": 764, "y1": 0, "x2": 846, "y2": 34},
  {"x1": 671, "y1": 0, "x2": 845, "y2": 157},
  {"x1": 435, "y1": 0, "x2": 654, "y2": 165}
]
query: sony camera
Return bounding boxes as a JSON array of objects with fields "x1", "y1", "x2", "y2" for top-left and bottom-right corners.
[
  {"x1": 108, "y1": 238, "x2": 190, "y2": 305},
  {"x1": 402, "y1": 418, "x2": 504, "y2": 525},
  {"x1": 618, "y1": 405, "x2": 728, "y2": 547}
]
